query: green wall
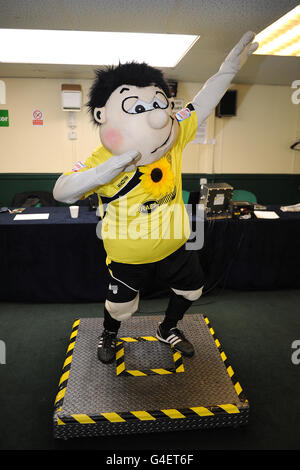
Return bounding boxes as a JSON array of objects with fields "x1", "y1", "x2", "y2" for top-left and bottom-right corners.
[
  {"x1": 182, "y1": 173, "x2": 300, "y2": 206},
  {"x1": 0, "y1": 172, "x2": 299, "y2": 207},
  {"x1": 0, "y1": 173, "x2": 62, "y2": 207}
]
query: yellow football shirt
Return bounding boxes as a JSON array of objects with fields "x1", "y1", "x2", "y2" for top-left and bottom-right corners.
[{"x1": 66, "y1": 105, "x2": 197, "y2": 264}]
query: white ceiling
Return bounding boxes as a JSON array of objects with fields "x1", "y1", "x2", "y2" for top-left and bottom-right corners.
[{"x1": 0, "y1": 0, "x2": 299, "y2": 85}]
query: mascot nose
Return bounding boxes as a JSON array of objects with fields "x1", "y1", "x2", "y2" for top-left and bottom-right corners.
[{"x1": 147, "y1": 109, "x2": 169, "y2": 129}]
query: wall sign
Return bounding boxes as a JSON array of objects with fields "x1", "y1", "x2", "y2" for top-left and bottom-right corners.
[
  {"x1": 0, "y1": 80, "x2": 6, "y2": 104},
  {"x1": 32, "y1": 109, "x2": 44, "y2": 126},
  {"x1": 0, "y1": 109, "x2": 9, "y2": 127}
]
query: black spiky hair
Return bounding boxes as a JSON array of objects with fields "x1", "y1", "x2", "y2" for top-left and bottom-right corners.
[{"x1": 87, "y1": 62, "x2": 171, "y2": 123}]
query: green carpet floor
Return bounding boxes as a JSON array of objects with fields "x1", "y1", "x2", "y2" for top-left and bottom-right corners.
[{"x1": 0, "y1": 288, "x2": 299, "y2": 451}]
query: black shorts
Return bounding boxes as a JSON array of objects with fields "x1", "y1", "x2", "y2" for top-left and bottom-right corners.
[{"x1": 106, "y1": 244, "x2": 204, "y2": 303}]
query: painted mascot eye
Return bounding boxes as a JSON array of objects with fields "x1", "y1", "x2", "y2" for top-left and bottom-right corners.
[
  {"x1": 122, "y1": 96, "x2": 139, "y2": 113},
  {"x1": 153, "y1": 92, "x2": 169, "y2": 109},
  {"x1": 152, "y1": 98, "x2": 168, "y2": 110},
  {"x1": 135, "y1": 104, "x2": 146, "y2": 113},
  {"x1": 122, "y1": 97, "x2": 150, "y2": 114},
  {"x1": 122, "y1": 95, "x2": 169, "y2": 114}
]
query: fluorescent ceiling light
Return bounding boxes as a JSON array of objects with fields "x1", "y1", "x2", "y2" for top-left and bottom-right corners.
[
  {"x1": 0, "y1": 29, "x2": 199, "y2": 67},
  {"x1": 253, "y1": 5, "x2": 300, "y2": 56}
]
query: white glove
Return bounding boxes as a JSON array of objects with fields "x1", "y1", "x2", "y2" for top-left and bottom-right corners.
[
  {"x1": 191, "y1": 31, "x2": 258, "y2": 125},
  {"x1": 220, "y1": 31, "x2": 259, "y2": 74},
  {"x1": 95, "y1": 150, "x2": 141, "y2": 177},
  {"x1": 53, "y1": 150, "x2": 140, "y2": 204}
]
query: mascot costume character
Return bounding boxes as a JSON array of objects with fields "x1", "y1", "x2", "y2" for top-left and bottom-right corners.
[{"x1": 54, "y1": 31, "x2": 258, "y2": 364}]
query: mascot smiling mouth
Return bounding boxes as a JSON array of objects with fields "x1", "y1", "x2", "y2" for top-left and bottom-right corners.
[{"x1": 151, "y1": 117, "x2": 174, "y2": 154}]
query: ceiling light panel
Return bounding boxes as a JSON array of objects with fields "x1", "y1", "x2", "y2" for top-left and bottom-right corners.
[
  {"x1": 0, "y1": 29, "x2": 199, "y2": 67},
  {"x1": 254, "y1": 5, "x2": 300, "y2": 56}
]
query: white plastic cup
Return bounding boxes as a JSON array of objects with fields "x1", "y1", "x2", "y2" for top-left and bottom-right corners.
[{"x1": 69, "y1": 205, "x2": 79, "y2": 218}]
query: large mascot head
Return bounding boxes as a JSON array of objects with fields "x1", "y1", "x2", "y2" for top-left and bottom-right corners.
[{"x1": 87, "y1": 62, "x2": 179, "y2": 166}]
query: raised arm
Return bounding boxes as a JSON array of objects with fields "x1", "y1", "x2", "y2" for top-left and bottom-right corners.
[
  {"x1": 53, "y1": 150, "x2": 140, "y2": 204},
  {"x1": 192, "y1": 31, "x2": 258, "y2": 126}
]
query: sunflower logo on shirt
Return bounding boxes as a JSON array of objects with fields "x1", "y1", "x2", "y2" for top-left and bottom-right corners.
[{"x1": 139, "y1": 157, "x2": 174, "y2": 199}]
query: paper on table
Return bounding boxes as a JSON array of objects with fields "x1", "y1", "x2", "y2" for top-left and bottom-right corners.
[
  {"x1": 254, "y1": 211, "x2": 279, "y2": 219},
  {"x1": 13, "y1": 213, "x2": 49, "y2": 220},
  {"x1": 280, "y1": 203, "x2": 300, "y2": 212}
]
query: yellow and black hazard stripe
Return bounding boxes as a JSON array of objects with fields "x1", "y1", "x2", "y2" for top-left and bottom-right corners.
[
  {"x1": 54, "y1": 319, "x2": 80, "y2": 411},
  {"x1": 56, "y1": 402, "x2": 241, "y2": 426},
  {"x1": 204, "y1": 316, "x2": 248, "y2": 403},
  {"x1": 115, "y1": 336, "x2": 184, "y2": 377}
]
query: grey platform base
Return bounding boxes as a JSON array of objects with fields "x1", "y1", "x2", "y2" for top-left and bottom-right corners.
[{"x1": 53, "y1": 314, "x2": 249, "y2": 439}]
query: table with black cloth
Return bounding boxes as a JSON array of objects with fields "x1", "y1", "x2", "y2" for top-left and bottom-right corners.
[{"x1": 0, "y1": 206, "x2": 299, "y2": 302}]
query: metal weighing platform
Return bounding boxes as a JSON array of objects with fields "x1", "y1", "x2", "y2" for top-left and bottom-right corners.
[{"x1": 53, "y1": 314, "x2": 249, "y2": 439}]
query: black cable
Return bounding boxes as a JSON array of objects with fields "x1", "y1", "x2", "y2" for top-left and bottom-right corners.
[
  {"x1": 193, "y1": 222, "x2": 246, "y2": 306},
  {"x1": 139, "y1": 179, "x2": 247, "y2": 311},
  {"x1": 138, "y1": 226, "x2": 246, "y2": 313}
]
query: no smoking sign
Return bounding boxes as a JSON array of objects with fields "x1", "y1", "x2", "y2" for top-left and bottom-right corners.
[{"x1": 32, "y1": 109, "x2": 44, "y2": 126}]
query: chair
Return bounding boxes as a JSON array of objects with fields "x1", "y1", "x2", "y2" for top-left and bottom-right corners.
[
  {"x1": 182, "y1": 190, "x2": 190, "y2": 204},
  {"x1": 12, "y1": 190, "x2": 59, "y2": 207},
  {"x1": 232, "y1": 189, "x2": 257, "y2": 204}
]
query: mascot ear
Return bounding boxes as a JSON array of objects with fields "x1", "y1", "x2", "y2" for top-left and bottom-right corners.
[{"x1": 93, "y1": 107, "x2": 106, "y2": 124}]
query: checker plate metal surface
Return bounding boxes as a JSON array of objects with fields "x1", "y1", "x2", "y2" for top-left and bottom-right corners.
[
  {"x1": 123, "y1": 340, "x2": 175, "y2": 369},
  {"x1": 53, "y1": 314, "x2": 249, "y2": 439}
]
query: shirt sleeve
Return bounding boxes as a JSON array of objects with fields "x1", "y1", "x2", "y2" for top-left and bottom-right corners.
[
  {"x1": 62, "y1": 146, "x2": 108, "y2": 199},
  {"x1": 62, "y1": 144, "x2": 105, "y2": 176},
  {"x1": 175, "y1": 103, "x2": 198, "y2": 150}
]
